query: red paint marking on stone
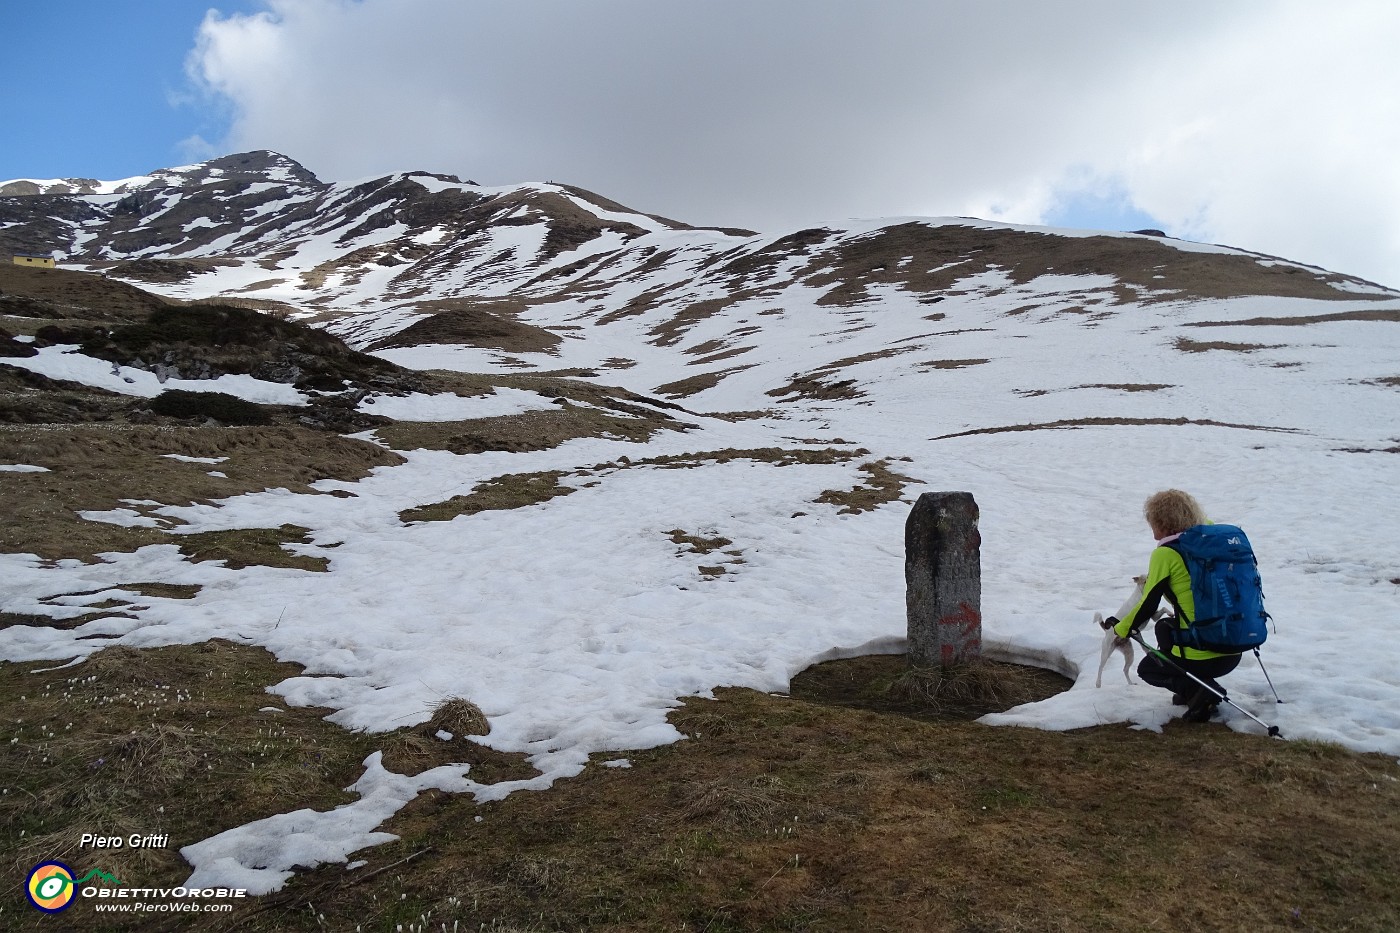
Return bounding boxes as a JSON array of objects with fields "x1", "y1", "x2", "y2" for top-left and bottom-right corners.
[{"x1": 938, "y1": 602, "x2": 981, "y2": 636}]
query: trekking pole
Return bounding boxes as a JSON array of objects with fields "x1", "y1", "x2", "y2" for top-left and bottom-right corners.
[
  {"x1": 1129, "y1": 632, "x2": 1282, "y2": 738},
  {"x1": 1254, "y1": 649, "x2": 1283, "y2": 703}
]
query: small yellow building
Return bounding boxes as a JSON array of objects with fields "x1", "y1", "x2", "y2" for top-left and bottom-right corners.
[{"x1": 13, "y1": 254, "x2": 56, "y2": 269}]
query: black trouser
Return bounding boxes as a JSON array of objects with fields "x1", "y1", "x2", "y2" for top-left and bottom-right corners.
[{"x1": 1137, "y1": 619, "x2": 1241, "y2": 702}]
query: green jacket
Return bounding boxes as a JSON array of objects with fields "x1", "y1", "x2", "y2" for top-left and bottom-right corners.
[{"x1": 1112, "y1": 541, "x2": 1236, "y2": 660}]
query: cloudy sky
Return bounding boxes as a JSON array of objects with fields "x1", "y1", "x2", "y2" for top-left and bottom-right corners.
[{"x1": 4, "y1": 0, "x2": 1398, "y2": 287}]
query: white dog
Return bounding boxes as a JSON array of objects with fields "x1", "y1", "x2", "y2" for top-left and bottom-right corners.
[{"x1": 1093, "y1": 575, "x2": 1171, "y2": 687}]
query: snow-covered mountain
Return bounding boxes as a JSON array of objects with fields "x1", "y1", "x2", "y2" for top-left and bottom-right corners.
[
  {"x1": 4, "y1": 152, "x2": 1400, "y2": 893},
  {"x1": 3, "y1": 151, "x2": 1394, "y2": 420}
]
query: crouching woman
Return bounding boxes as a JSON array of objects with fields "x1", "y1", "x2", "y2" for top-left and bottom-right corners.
[{"x1": 1109, "y1": 489, "x2": 1242, "y2": 722}]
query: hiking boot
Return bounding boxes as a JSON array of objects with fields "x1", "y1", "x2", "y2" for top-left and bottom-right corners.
[
  {"x1": 1181, "y1": 702, "x2": 1217, "y2": 723},
  {"x1": 1181, "y1": 687, "x2": 1222, "y2": 722},
  {"x1": 1171, "y1": 691, "x2": 1192, "y2": 706}
]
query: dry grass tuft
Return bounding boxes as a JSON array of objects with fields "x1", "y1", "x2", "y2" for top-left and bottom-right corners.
[
  {"x1": 82, "y1": 644, "x2": 177, "y2": 682},
  {"x1": 506, "y1": 855, "x2": 574, "y2": 895},
  {"x1": 107, "y1": 722, "x2": 205, "y2": 787},
  {"x1": 429, "y1": 696, "x2": 490, "y2": 737},
  {"x1": 379, "y1": 732, "x2": 441, "y2": 769},
  {"x1": 678, "y1": 774, "x2": 795, "y2": 826},
  {"x1": 880, "y1": 658, "x2": 1040, "y2": 713},
  {"x1": 672, "y1": 709, "x2": 740, "y2": 738}
]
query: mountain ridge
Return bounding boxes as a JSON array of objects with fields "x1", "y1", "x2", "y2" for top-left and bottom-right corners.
[{"x1": 3, "y1": 150, "x2": 1398, "y2": 430}]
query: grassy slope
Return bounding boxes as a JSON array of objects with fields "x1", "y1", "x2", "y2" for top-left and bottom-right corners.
[
  {"x1": 4, "y1": 267, "x2": 1400, "y2": 931},
  {"x1": 4, "y1": 649, "x2": 1398, "y2": 932}
]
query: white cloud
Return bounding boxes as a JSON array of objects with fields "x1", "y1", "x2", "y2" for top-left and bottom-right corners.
[
  {"x1": 177, "y1": 133, "x2": 219, "y2": 164},
  {"x1": 187, "y1": 0, "x2": 1400, "y2": 286}
]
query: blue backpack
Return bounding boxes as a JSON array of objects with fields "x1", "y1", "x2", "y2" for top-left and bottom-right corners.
[{"x1": 1167, "y1": 524, "x2": 1270, "y2": 653}]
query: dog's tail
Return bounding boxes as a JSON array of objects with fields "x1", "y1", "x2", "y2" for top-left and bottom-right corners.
[{"x1": 1093, "y1": 611, "x2": 1113, "y2": 631}]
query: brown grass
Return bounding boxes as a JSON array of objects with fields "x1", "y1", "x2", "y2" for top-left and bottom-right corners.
[
  {"x1": 174, "y1": 524, "x2": 329, "y2": 571},
  {"x1": 378, "y1": 697, "x2": 537, "y2": 785},
  {"x1": 933, "y1": 416, "x2": 1299, "y2": 441},
  {"x1": 667, "y1": 529, "x2": 745, "y2": 581},
  {"x1": 427, "y1": 697, "x2": 490, "y2": 737},
  {"x1": 877, "y1": 658, "x2": 1043, "y2": 713},
  {"x1": 399, "y1": 471, "x2": 574, "y2": 523},
  {"x1": 1186, "y1": 309, "x2": 1400, "y2": 327},
  {"x1": 819, "y1": 345, "x2": 922, "y2": 372},
  {"x1": 653, "y1": 365, "x2": 756, "y2": 399},
  {"x1": 373, "y1": 376, "x2": 696, "y2": 453},
  {"x1": 4, "y1": 633, "x2": 1398, "y2": 933},
  {"x1": 0, "y1": 263, "x2": 167, "y2": 330},
  {"x1": 666, "y1": 528, "x2": 734, "y2": 554},
  {"x1": 791, "y1": 654, "x2": 1063, "y2": 720},
  {"x1": 1017, "y1": 383, "x2": 1174, "y2": 398},
  {"x1": 0, "y1": 640, "x2": 399, "y2": 932},
  {"x1": 592, "y1": 446, "x2": 861, "y2": 473},
  {"x1": 0, "y1": 424, "x2": 403, "y2": 561},
  {"x1": 365, "y1": 297, "x2": 562, "y2": 354},
  {"x1": 648, "y1": 298, "x2": 743, "y2": 347},
  {"x1": 194, "y1": 658, "x2": 1400, "y2": 933},
  {"x1": 789, "y1": 221, "x2": 1382, "y2": 308},
  {"x1": 690, "y1": 345, "x2": 757, "y2": 366},
  {"x1": 1084, "y1": 382, "x2": 1172, "y2": 392},
  {"x1": 815, "y1": 459, "x2": 923, "y2": 514},
  {"x1": 765, "y1": 374, "x2": 864, "y2": 403},
  {"x1": 1174, "y1": 336, "x2": 1285, "y2": 353},
  {"x1": 919, "y1": 358, "x2": 990, "y2": 370}
]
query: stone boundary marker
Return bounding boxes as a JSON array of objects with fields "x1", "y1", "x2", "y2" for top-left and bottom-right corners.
[{"x1": 905, "y1": 491, "x2": 982, "y2": 667}]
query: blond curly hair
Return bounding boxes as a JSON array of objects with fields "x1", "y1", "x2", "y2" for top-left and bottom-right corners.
[{"x1": 1143, "y1": 489, "x2": 1207, "y2": 536}]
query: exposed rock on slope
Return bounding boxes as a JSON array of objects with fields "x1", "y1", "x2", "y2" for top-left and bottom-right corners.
[{"x1": 3, "y1": 151, "x2": 1396, "y2": 420}]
